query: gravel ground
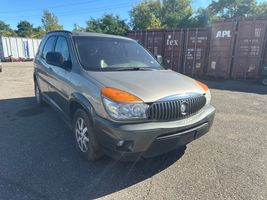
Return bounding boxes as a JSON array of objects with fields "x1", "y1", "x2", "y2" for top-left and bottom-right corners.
[{"x1": 0, "y1": 62, "x2": 266, "y2": 200}]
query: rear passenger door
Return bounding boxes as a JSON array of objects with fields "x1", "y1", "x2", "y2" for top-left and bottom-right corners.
[{"x1": 48, "y1": 36, "x2": 72, "y2": 114}]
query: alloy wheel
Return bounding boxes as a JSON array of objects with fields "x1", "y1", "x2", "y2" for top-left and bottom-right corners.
[{"x1": 75, "y1": 117, "x2": 90, "y2": 152}]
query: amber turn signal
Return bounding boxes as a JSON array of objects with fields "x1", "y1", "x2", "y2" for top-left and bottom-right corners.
[
  {"x1": 196, "y1": 80, "x2": 209, "y2": 91},
  {"x1": 101, "y1": 87, "x2": 142, "y2": 102}
]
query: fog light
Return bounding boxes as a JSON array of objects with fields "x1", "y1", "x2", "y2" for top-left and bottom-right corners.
[{"x1": 117, "y1": 140, "x2": 124, "y2": 147}]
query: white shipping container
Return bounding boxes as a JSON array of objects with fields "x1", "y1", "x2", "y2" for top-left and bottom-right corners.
[{"x1": 0, "y1": 36, "x2": 42, "y2": 60}]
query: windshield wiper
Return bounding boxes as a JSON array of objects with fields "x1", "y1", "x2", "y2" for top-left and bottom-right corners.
[{"x1": 115, "y1": 67, "x2": 157, "y2": 71}]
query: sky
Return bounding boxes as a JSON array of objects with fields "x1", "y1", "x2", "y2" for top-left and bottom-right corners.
[{"x1": 0, "y1": 0, "x2": 265, "y2": 31}]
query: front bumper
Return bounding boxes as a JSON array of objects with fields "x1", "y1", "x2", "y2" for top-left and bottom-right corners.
[{"x1": 94, "y1": 105, "x2": 215, "y2": 159}]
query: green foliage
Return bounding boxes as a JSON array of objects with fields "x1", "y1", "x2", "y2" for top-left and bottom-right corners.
[
  {"x1": 16, "y1": 20, "x2": 33, "y2": 37},
  {"x1": 73, "y1": 23, "x2": 85, "y2": 32},
  {"x1": 130, "y1": 0, "x2": 193, "y2": 29},
  {"x1": 86, "y1": 14, "x2": 129, "y2": 36},
  {"x1": 256, "y1": 2, "x2": 267, "y2": 16},
  {"x1": 32, "y1": 26, "x2": 46, "y2": 38},
  {"x1": 41, "y1": 10, "x2": 63, "y2": 32},
  {"x1": 161, "y1": 0, "x2": 193, "y2": 28},
  {"x1": 16, "y1": 21, "x2": 45, "y2": 38},
  {"x1": 190, "y1": 8, "x2": 219, "y2": 28},
  {"x1": 129, "y1": 0, "x2": 267, "y2": 29},
  {"x1": 2, "y1": 0, "x2": 267, "y2": 37},
  {"x1": 130, "y1": 0, "x2": 162, "y2": 29},
  {"x1": 0, "y1": 20, "x2": 16, "y2": 36},
  {"x1": 209, "y1": 0, "x2": 258, "y2": 19}
]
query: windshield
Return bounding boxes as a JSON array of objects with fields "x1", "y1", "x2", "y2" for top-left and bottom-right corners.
[{"x1": 73, "y1": 36, "x2": 163, "y2": 71}]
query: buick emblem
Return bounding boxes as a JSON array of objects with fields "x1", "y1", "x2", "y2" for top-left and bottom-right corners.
[{"x1": 180, "y1": 102, "x2": 188, "y2": 116}]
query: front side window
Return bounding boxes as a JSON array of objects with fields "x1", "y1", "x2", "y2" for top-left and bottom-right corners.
[
  {"x1": 73, "y1": 36, "x2": 163, "y2": 71},
  {"x1": 42, "y1": 36, "x2": 56, "y2": 59},
  {"x1": 55, "y1": 36, "x2": 70, "y2": 62}
]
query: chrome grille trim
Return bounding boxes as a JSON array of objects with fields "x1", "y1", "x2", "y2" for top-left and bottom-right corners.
[{"x1": 147, "y1": 94, "x2": 206, "y2": 121}]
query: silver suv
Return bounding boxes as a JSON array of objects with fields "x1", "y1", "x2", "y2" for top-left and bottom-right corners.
[{"x1": 34, "y1": 31, "x2": 215, "y2": 161}]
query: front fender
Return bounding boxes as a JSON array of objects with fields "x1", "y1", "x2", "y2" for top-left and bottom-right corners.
[{"x1": 69, "y1": 92, "x2": 96, "y2": 124}]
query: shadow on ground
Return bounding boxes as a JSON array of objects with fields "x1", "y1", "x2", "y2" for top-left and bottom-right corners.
[
  {"x1": 0, "y1": 97, "x2": 185, "y2": 200},
  {"x1": 198, "y1": 79, "x2": 267, "y2": 94}
]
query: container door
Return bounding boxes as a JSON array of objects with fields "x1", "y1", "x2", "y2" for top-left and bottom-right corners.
[
  {"x1": 231, "y1": 20, "x2": 267, "y2": 80},
  {"x1": 207, "y1": 21, "x2": 237, "y2": 79},
  {"x1": 127, "y1": 30, "x2": 145, "y2": 45},
  {"x1": 163, "y1": 29, "x2": 183, "y2": 72},
  {"x1": 143, "y1": 30, "x2": 164, "y2": 57},
  {"x1": 182, "y1": 28, "x2": 209, "y2": 77}
]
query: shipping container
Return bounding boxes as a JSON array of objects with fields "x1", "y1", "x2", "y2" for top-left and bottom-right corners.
[
  {"x1": 0, "y1": 36, "x2": 42, "y2": 60},
  {"x1": 127, "y1": 30, "x2": 145, "y2": 45},
  {"x1": 127, "y1": 18, "x2": 267, "y2": 80},
  {"x1": 231, "y1": 19, "x2": 267, "y2": 79},
  {"x1": 128, "y1": 29, "x2": 184, "y2": 72},
  {"x1": 207, "y1": 21, "x2": 237, "y2": 78},
  {"x1": 263, "y1": 40, "x2": 267, "y2": 65},
  {"x1": 143, "y1": 30, "x2": 164, "y2": 56},
  {"x1": 163, "y1": 29, "x2": 184, "y2": 72},
  {"x1": 181, "y1": 28, "x2": 209, "y2": 77}
]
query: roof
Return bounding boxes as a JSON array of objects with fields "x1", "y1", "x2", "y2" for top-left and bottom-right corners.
[
  {"x1": 46, "y1": 30, "x2": 133, "y2": 41},
  {"x1": 71, "y1": 31, "x2": 133, "y2": 41}
]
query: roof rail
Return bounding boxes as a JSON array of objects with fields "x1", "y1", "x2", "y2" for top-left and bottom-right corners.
[{"x1": 46, "y1": 30, "x2": 72, "y2": 34}]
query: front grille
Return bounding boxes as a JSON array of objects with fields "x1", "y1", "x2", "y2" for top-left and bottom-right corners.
[{"x1": 147, "y1": 95, "x2": 206, "y2": 121}]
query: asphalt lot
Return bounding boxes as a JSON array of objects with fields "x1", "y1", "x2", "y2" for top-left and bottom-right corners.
[{"x1": 0, "y1": 62, "x2": 266, "y2": 200}]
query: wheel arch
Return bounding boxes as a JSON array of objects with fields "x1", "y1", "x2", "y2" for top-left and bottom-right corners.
[{"x1": 69, "y1": 93, "x2": 96, "y2": 125}]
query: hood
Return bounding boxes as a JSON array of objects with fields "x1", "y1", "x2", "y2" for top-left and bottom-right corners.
[{"x1": 88, "y1": 69, "x2": 205, "y2": 102}]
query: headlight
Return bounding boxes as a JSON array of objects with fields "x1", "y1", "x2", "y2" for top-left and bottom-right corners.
[
  {"x1": 101, "y1": 87, "x2": 149, "y2": 120},
  {"x1": 103, "y1": 98, "x2": 149, "y2": 120}
]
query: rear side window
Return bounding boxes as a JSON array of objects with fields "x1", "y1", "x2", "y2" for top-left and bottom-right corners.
[
  {"x1": 55, "y1": 36, "x2": 70, "y2": 62},
  {"x1": 42, "y1": 36, "x2": 56, "y2": 59}
]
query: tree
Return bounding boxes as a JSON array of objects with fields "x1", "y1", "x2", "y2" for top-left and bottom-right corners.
[
  {"x1": 73, "y1": 23, "x2": 85, "y2": 32},
  {"x1": 0, "y1": 20, "x2": 16, "y2": 36},
  {"x1": 16, "y1": 20, "x2": 33, "y2": 37},
  {"x1": 41, "y1": 10, "x2": 63, "y2": 32},
  {"x1": 32, "y1": 26, "x2": 46, "y2": 38},
  {"x1": 161, "y1": 0, "x2": 193, "y2": 28},
  {"x1": 209, "y1": 0, "x2": 258, "y2": 19},
  {"x1": 189, "y1": 8, "x2": 218, "y2": 28},
  {"x1": 130, "y1": 0, "x2": 193, "y2": 29},
  {"x1": 256, "y1": 2, "x2": 267, "y2": 16},
  {"x1": 130, "y1": 1, "x2": 162, "y2": 30},
  {"x1": 86, "y1": 14, "x2": 129, "y2": 36}
]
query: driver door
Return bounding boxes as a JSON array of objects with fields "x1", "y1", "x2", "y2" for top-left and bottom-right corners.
[{"x1": 48, "y1": 36, "x2": 72, "y2": 114}]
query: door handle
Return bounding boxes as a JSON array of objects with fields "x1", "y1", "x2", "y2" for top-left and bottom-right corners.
[{"x1": 48, "y1": 67, "x2": 53, "y2": 72}]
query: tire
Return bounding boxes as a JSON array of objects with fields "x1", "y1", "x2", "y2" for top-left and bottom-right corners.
[
  {"x1": 34, "y1": 81, "x2": 45, "y2": 106},
  {"x1": 73, "y1": 109, "x2": 102, "y2": 161}
]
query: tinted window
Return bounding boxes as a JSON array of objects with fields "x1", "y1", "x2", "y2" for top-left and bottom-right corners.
[
  {"x1": 55, "y1": 37, "x2": 70, "y2": 62},
  {"x1": 42, "y1": 36, "x2": 56, "y2": 59},
  {"x1": 73, "y1": 37, "x2": 162, "y2": 71}
]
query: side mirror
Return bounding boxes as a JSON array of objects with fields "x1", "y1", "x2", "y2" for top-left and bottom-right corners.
[
  {"x1": 155, "y1": 55, "x2": 163, "y2": 64},
  {"x1": 46, "y1": 52, "x2": 64, "y2": 67}
]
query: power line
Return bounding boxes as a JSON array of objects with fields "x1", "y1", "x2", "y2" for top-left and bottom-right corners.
[
  {"x1": 3, "y1": 1, "x2": 140, "y2": 21},
  {"x1": 1, "y1": 0, "x2": 141, "y2": 15},
  {"x1": 0, "y1": 0, "x2": 101, "y2": 14}
]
